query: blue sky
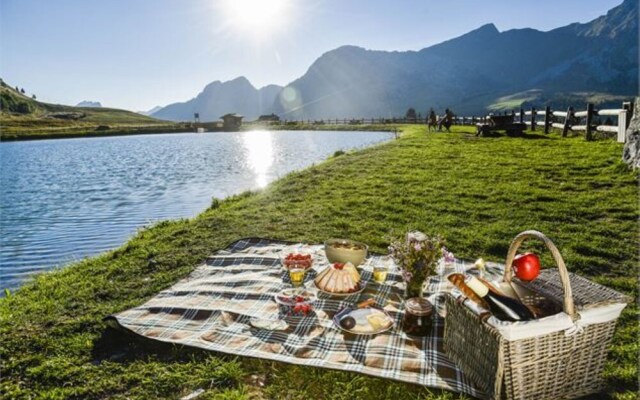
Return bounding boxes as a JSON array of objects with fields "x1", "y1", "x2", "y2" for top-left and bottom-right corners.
[{"x1": 0, "y1": 0, "x2": 623, "y2": 111}]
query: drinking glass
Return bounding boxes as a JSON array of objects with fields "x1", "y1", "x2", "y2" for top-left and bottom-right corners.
[
  {"x1": 372, "y1": 256, "x2": 392, "y2": 283},
  {"x1": 373, "y1": 265, "x2": 388, "y2": 283},
  {"x1": 288, "y1": 267, "x2": 306, "y2": 287}
]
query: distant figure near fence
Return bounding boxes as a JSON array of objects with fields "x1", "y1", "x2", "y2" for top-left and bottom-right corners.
[
  {"x1": 427, "y1": 108, "x2": 437, "y2": 132},
  {"x1": 438, "y1": 108, "x2": 454, "y2": 132}
]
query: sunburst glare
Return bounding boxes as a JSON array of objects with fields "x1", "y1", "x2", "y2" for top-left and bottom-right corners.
[{"x1": 218, "y1": 0, "x2": 291, "y2": 39}]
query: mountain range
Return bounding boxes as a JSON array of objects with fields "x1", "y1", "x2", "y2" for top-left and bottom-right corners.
[
  {"x1": 152, "y1": 0, "x2": 638, "y2": 121},
  {"x1": 151, "y1": 77, "x2": 282, "y2": 121}
]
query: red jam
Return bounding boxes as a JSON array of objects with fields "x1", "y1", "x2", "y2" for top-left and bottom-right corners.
[{"x1": 403, "y1": 297, "x2": 433, "y2": 336}]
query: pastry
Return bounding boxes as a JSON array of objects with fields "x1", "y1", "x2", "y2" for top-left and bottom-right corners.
[{"x1": 314, "y1": 262, "x2": 360, "y2": 293}]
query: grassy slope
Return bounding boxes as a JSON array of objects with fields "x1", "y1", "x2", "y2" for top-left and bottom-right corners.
[
  {"x1": 0, "y1": 126, "x2": 637, "y2": 399},
  {"x1": 486, "y1": 90, "x2": 631, "y2": 113},
  {"x1": 0, "y1": 84, "x2": 186, "y2": 140}
]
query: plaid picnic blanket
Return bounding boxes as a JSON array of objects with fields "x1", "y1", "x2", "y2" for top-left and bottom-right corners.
[{"x1": 108, "y1": 238, "x2": 506, "y2": 399}]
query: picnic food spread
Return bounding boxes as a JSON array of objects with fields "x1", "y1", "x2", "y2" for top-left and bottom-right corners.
[
  {"x1": 110, "y1": 232, "x2": 630, "y2": 400},
  {"x1": 314, "y1": 262, "x2": 361, "y2": 294}
]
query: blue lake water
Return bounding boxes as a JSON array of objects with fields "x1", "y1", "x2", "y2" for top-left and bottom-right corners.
[{"x1": 0, "y1": 130, "x2": 392, "y2": 290}]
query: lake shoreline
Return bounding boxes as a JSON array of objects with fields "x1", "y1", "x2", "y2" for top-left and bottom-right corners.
[
  {"x1": 0, "y1": 124, "x2": 194, "y2": 142},
  {"x1": 0, "y1": 125, "x2": 636, "y2": 399},
  {"x1": 0, "y1": 122, "x2": 402, "y2": 142}
]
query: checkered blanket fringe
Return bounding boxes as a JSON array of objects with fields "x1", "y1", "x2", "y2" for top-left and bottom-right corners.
[{"x1": 108, "y1": 238, "x2": 505, "y2": 399}]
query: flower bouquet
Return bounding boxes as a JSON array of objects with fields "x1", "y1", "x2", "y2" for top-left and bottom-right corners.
[{"x1": 388, "y1": 231, "x2": 446, "y2": 299}]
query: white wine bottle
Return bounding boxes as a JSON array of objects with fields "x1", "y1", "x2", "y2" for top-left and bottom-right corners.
[{"x1": 465, "y1": 275, "x2": 535, "y2": 322}]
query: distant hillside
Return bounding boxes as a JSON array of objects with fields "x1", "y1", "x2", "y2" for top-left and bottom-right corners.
[
  {"x1": 1, "y1": 82, "x2": 162, "y2": 124},
  {"x1": 76, "y1": 100, "x2": 102, "y2": 108},
  {"x1": 486, "y1": 89, "x2": 631, "y2": 112},
  {"x1": 269, "y1": 0, "x2": 637, "y2": 118},
  {"x1": 152, "y1": 77, "x2": 282, "y2": 122},
  {"x1": 0, "y1": 80, "x2": 185, "y2": 140}
]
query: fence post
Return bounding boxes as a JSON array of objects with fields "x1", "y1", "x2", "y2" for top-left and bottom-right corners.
[
  {"x1": 530, "y1": 107, "x2": 536, "y2": 131},
  {"x1": 562, "y1": 107, "x2": 573, "y2": 137},
  {"x1": 544, "y1": 106, "x2": 551, "y2": 134},
  {"x1": 623, "y1": 102, "x2": 633, "y2": 129},
  {"x1": 618, "y1": 110, "x2": 627, "y2": 143},
  {"x1": 519, "y1": 108, "x2": 524, "y2": 124},
  {"x1": 585, "y1": 103, "x2": 594, "y2": 141}
]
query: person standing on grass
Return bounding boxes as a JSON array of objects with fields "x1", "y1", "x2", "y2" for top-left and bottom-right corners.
[
  {"x1": 437, "y1": 108, "x2": 453, "y2": 132},
  {"x1": 427, "y1": 108, "x2": 437, "y2": 132}
]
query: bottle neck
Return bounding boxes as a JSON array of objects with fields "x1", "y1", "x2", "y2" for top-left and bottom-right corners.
[{"x1": 465, "y1": 276, "x2": 489, "y2": 297}]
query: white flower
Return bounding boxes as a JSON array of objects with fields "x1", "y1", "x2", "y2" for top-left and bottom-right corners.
[{"x1": 407, "y1": 231, "x2": 427, "y2": 243}]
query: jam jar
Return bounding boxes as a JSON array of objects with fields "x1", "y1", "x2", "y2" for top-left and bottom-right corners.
[{"x1": 402, "y1": 297, "x2": 433, "y2": 336}]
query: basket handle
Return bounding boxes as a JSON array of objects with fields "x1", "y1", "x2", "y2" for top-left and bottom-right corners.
[{"x1": 503, "y1": 230, "x2": 576, "y2": 319}]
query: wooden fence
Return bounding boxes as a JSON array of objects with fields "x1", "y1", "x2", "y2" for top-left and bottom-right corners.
[
  {"x1": 456, "y1": 101, "x2": 634, "y2": 142},
  {"x1": 260, "y1": 117, "x2": 426, "y2": 126},
  {"x1": 252, "y1": 101, "x2": 634, "y2": 142}
]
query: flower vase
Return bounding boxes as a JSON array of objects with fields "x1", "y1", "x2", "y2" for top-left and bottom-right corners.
[{"x1": 404, "y1": 276, "x2": 426, "y2": 299}]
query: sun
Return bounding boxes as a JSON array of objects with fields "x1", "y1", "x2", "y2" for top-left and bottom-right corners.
[{"x1": 219, "y1": 0, "x2": 291, "y2": 38}]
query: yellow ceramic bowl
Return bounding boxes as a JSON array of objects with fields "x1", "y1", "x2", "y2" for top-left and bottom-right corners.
[{"x1": 324, "y1": 239, "x2": 368, "y2": 266}]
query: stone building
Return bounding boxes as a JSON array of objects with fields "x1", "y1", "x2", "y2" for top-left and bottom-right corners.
[{"x1": 220, "y1": 113, "x2": 243, "y2": 131}]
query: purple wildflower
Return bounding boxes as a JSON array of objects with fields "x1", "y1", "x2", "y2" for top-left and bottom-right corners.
[
  {"x1": 442, "y1": 247, "x2": 455, "y2": 263},
  {"x1": 401, "y1": 270, "x2": 414, "y2": 282}
]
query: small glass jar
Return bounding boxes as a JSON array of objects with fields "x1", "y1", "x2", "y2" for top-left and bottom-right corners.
[{"x1": 403, "y1": 297, "x2": 433, "y2": 336}]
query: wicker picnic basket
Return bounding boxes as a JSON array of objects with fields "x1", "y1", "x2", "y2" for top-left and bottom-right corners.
[{"x1": 443, "y1": 230, "x2": 630, "y2": 400}]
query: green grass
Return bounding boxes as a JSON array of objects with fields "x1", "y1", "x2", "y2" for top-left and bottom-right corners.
[
  {"x1": 0, "y1": 83, "x2": 189, "y2": 140},
  {"x1": 0, "y1": 125, "x2": 637, "y2": 399}
]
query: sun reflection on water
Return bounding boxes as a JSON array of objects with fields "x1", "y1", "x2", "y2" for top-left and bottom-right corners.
[{"x1": 241, "y1": 130, "x2": 274, "y2": 188}]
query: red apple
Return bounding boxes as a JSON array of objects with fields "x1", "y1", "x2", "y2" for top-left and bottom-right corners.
[{"x1": 512, "y1": 253, "x2": 541, "y2": 281}]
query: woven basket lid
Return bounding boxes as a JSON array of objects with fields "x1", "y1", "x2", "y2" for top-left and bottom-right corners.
[{"x1": 516, "y1": 269, "x2": 631, "y2": 311}]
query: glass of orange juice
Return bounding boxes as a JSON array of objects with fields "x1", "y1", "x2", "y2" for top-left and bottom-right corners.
[
  {"x1": 288, "y1": 267, "x2": 306, "y2": 287},
  {"x1": 372, "y1": 256, "x2": 392, "y2": 283}
]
